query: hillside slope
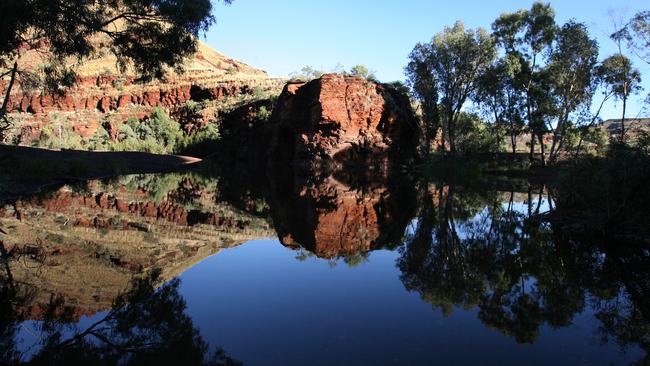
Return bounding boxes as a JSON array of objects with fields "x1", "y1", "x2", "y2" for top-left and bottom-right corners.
[{"x1": 1, "y1": 40, "x2": 284, "y2": 144}]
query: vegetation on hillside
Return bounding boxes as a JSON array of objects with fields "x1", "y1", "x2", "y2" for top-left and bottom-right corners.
[{"x1": 0, "y1": 0, "x2": 234, "y2": 141}]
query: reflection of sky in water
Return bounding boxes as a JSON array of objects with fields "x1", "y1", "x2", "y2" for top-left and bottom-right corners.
[
  {"x1": 17, "y1": 313, "x2": 109, "y2": 360},
  {"x1": 177, "y1": 240, "x2": 641, "y2": 366}
]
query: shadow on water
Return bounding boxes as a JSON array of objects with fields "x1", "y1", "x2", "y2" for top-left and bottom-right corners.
[{"x1": 1, "y1": 148, "x2": 650, "y2": 364}]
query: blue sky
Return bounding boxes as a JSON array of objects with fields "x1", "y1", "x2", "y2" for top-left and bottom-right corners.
[{"x1": 205, "y1": 0, "x2": 649, "y2": 120}]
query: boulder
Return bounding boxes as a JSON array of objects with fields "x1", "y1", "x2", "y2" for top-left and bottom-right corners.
[{"x1": 269, "y1": 74, "x2": 419, "y2": 169}]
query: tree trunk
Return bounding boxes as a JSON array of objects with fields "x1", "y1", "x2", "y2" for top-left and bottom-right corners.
[
  {"x1": 538, "y1": 133, "x2": 547, "y2": 167},
  {"x1": 573, "y1": 94, "x2": 609, "y2": 159},
  {"x1": 621, "y1": 94, "x2": 627, "y2": 143},
  {"x1": 0, "y1": 62, "x2": 18, "y2": 120},
  {"x1": 439, "y1": 122, "x2": 447, "y2": 157},
  {"x1": 549, "y1": 114, "x2": 566, "y2": 165},
  {"x1": 449, "y1": 118, "x2": 457, "y2": 158},
  {"x1": 529, "y1": 132, "x2": 536, "y2": 163},
  {"x1": 445, "y1": 106, "x2": 457, "y2": 158},
  {"x1": 548, "y1": 134, "x2": 558, "y2": 164}
]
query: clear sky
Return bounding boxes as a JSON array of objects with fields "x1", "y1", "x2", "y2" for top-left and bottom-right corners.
[{"x1": 204, "y1": 0, "x2": 649, "y2": 120}]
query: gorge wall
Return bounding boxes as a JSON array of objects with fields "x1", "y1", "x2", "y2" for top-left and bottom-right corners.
[{"x1": 1, "y1": 41, "x2": 285, "y2": 143}]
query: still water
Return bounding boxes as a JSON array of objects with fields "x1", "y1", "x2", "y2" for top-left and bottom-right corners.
[{"x1": 0, "y1": 171, "x2": 647, "y2": 365}]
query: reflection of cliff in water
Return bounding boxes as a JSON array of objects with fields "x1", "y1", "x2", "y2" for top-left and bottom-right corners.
[
  {"x1": 266, "y1": 161, "x2": 417, "y2": 259},
  {"x1": 0, "y1": 173, "x2": 274, "y2": 319}
]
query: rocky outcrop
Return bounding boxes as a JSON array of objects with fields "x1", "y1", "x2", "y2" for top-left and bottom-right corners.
[{"x1": 269, "y1": 74, "x2": 419, "y2": 169}]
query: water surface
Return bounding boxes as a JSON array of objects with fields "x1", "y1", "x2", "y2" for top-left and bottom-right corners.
[{"x1": 1, "y1": 171, "x2": 647, "y2": 365}]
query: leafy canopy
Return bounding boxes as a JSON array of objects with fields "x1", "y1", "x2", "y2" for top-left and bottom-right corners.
[{"x1": 0, "y1": 0, "x2": 232, "y2": 81}]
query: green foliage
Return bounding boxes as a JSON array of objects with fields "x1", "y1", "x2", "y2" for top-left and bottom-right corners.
[
  {"x1": 38, "y1": 118, "x2": 85, "y2": 150},
  {"x1": 598, "y1": 55, "x2": 642, "y2": 104},
  {"x1": 122, "y1": 173, "x2": 183, "y2": 202},
  {"x1": 570, "y1": 125, "x2": 608, "y2": 157},
  {"x1": 636, "y1": 130, "x2": 650, "y2": 154},
  {"x1": 343, "y1": 252, "x2": 370, "y2": 268},
  {"x1": 0, "y1": 267, "x2": 242, "y2": 365},
  {"x1": 29, "y1": 107, "x2": 219, "y2": 155},
  {"x1": 175, "y1": 123, "x2": 221, "y2": 154},
  {"x1": 473, "y1": 54, "x2": 526, "y2": 155},
  {"x1": 406, "y1": 21, "x2": 496, "y2": 156},
  {"x1": 134, "y1": 107, "x2": 183, "y2": 152},
  {"x1": 406, "y1": 43, "x2": 440, "y2": 155},
  {"x1": 348, "y1": 65, "x2": 376, "y2": 80},
  {"x1": 257, "y1": 106, "x2": 271, "y2": 121},
  {"x1": 0, "y1": 115, "x2": 12, "y2": 143},
  {"x1": 545, "y1": 21, "x2": 599, "y2": 163},
  {"x1": 614, "y1": 11, "x2": 650, "y2": 65},
  {"x1": 91, "y1": 108, "x2": 183, "y2": 154},
  {"x1": 0, "y1": 0, "x2": 233, "y2": 133},
  {"x1": 455, "y1": 113, "x2": 501, "y2": 154},
  {"x1": 491, "y1": 2, "x2": 558, "y2": 163},
  {"x1": 290, "y1": 65, "x2": 324, "y2": 80},
  {"x1": 0, "y1": 0, "x2": 228, "y2": 78}
]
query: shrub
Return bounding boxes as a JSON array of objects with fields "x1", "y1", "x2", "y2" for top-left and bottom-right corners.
[
  {"x1": 175, "y1": 123, "x2": 220, "y2": 154},
  {"x1": 558, "y1": 143, "x2": 650, "y2": 235},
  {"x1": 38, "y1": 120, "x2": 84, "y2": 150},
  {"x1": 290, "y1": 66, "x2": 324, "y2": 81},
  {"x1": 349, "y1": 65, "x2": 376, "y2": 80},
  {"x1": 257, "y1": 106, "x2": 271, "y2": 121},
  {"x1": 101, "y1": 107, "x2": 185, "y2": 154},
  {"x1": 26, "y1": 107, "x2": 220, "y2": 155},
  {"x1": 455, "y1": 113, "x2": 500, "y2": 154}
]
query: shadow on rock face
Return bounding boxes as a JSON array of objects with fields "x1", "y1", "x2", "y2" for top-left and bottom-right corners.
[{"x1": 268, "y1": 74, "x2": 420, "y2": 172}]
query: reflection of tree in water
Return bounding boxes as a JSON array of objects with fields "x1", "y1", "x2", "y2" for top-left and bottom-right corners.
[
  {"x1": 398, "y1": 184, "x2": 650, "y2": 361},
  {"x1": 0, "y1": 233, "x2": 240, "y2": 366}
]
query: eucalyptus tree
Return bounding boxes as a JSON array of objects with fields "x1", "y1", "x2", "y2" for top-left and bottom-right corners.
[
  {"x1": 571, "y1": 54, "x2": 643, "y2": 157},
  {"x1": 474, "y1": 53, "x2": 526, "y2": 157},
  {"x1": 546, "y1": 21, "x2": 599, "y2": 164},
  {"x1": 406, "y1": 43, "x2": 440, "y2": 155},
  {"x1": 572, "y1": 60, "x2": 620, "y2": 157},
  {"x1": 614, "y1": 11, "x2": 650, "y2": 65},
  {"x1": 406, "y1": 21, "x2": 495, "y2": 157},
  {"x1": 0, "y1": 0, "x2": 231, "y2": 140},
  {"x1": 599, "y1": 54, "x2": 642, "y2": 141},
  {"x1": 492, "y1": 2, "x2": 557, "y2": 164},
  {"x1": 623, "y1": 11, "x2": 650, "y2": 111}
]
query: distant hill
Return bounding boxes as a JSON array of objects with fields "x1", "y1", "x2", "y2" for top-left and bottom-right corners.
[{"x1": 599, "y1": 118, "x2": 650, "y2": 136}]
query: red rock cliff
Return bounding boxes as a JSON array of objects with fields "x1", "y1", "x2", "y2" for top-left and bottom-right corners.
[
  {"x1": 1, "y1": 41, "x2": 284, "y2": 143},
  {"x1": 269, "y1": 74, "x2": 419, "y2": 169}
]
